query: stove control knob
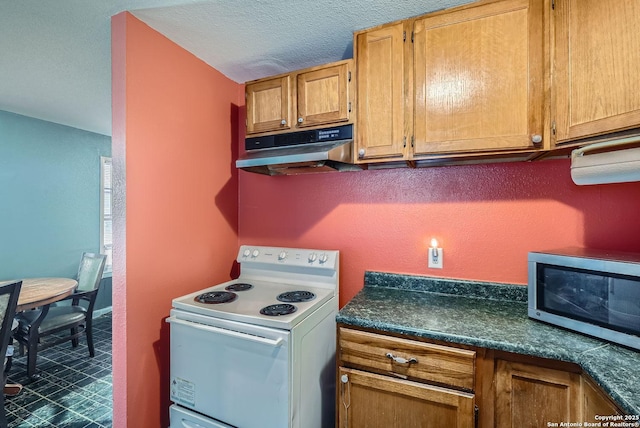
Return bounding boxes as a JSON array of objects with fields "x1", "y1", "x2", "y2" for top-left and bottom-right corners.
[
  {"x1": 319, "y1": 253, "x2": 329, "y2": 264},
  {"x1": 252, "y1": 249, "x2": 260, "y2": 258},
  {"x1": 278, "y1": 251, "x2": 287, "y2": 261},
  {"x1": 308, "y1": 253, "x2": 318, "y2": 263},
  {"x1": 242, "y1": 249, "x2": 251, "y2": 258}
]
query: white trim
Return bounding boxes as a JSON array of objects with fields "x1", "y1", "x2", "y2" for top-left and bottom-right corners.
[
  {"x1": 93, "y1": 306, "x2": 112, "y2": 319},
  {"x1": 100, "y1": 156, "x2": 113, "y2": 271}
]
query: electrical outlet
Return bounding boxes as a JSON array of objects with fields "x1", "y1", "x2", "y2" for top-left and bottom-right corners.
[{"x1": 428, "y1": 248, "x2": 443, "y2": 269}]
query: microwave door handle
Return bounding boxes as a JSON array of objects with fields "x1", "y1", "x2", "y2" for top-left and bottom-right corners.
[{"x1": 167, "y1": 317, "x2": 284, "y2": 347}]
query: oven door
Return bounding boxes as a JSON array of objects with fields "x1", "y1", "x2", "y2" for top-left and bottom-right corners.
[{"x1": 168, "y1": 309, "x2": 290, "y2": 428}]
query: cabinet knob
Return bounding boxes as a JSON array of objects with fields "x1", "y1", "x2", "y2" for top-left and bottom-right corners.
[
  {"x1": 281, "y1": 119, "x2": 287, "y2": 126},
  {"x1": 531, "y1": 134, "x2": 543, "y2": 144},
  {"x1": 358, "y1": 148, "x2": 365, "y2": 158},
  {"x1": 298, "y1": 117, "x2": 304, "y2": 123}
]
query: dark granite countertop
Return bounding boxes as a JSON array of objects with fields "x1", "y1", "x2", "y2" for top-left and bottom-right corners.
[{"x1": 337, "y1": 272, "x2": 640, "y2": 415}]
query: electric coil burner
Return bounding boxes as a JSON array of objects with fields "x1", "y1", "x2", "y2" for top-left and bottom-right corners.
[
  {"x1": 225, "y1": 283, "x2": 253, "y2": 292},
  {"x1": 169, "y1": 245, "x2": 339, "y2": 428},
  {"x1": 277, "y1": 290, "x2": 316, "y2": 303},
  {"x1": 260, "y1": 303, "x2": 297, "y2": 316},
  {"x1": 194, "y1": 291, "x2": 237, "y2": 304}
]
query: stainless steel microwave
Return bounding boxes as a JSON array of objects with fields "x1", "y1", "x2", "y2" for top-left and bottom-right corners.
[{"x1": 528, "y1": 248, "x2": 640, "y2": 350}]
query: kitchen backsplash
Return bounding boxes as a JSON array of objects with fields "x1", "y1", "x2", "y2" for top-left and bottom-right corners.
[{"x1": 364, "y1": 271, "x2": 528, "y2": 303}]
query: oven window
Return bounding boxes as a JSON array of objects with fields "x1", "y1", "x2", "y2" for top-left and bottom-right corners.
[{"x1": 536, "y1": 264, "x2": 640, "y2": 336}]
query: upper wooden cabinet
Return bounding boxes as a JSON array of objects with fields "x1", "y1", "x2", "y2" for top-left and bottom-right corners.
[
  {"x1": 245, "y1": 60, "x2": 353, "y2": 136},
  {"x1": 355, "y1": 0, "x2": 549, "y2": 163},
  {"x1": 297, "y1": 62, "x2": 351, "y2": 128},
  {"x1": 414, "y1": 0, "x2": 546, "y2": 155},
  {"x1": 554, "y1": 0, "x2": 640, "y2": 144},
  {"x1": 246, "y1": 76, "x2": 291, "y2": 134},
  {"x1": 355, "y1": 22, "x2": 408, "y2": 160}
]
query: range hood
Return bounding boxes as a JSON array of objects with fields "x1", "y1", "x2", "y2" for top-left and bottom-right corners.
[{"x1": 236, "y1": 124, "x2": 361, "y2": 176}]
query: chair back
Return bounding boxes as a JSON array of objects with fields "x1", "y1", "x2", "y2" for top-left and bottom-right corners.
[
  {"x1": 0, "y1": 281, "x2": 21, "y2": 427},
  {"x1": 76, "y1": 253, "x2": 107, "y2": 293},
  {"x1": 0, "y1": 281, "x2": 22, "y2": 367}
]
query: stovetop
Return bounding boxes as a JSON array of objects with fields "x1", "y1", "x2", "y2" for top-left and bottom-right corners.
[
  {"x1": 172, "y1": 245, "x2": 339, "y2": 330},
  {"x1": 172, "y1": 278, "x2": 335, "y2": 330}
]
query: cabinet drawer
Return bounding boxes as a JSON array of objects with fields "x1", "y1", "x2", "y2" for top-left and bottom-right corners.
[{"x1": 339, "y1": 327, "x2": 475, "y2": 390}]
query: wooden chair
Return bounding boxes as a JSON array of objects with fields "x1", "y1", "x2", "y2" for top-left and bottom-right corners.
[
  {"x1": 14, "y1": 253, "x2": 106, "y2": 378},
  {"x1": 0, "y1": 281, "x2": 22, "y2": 427}
]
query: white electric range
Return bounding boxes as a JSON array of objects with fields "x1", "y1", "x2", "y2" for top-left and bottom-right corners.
[{"x1": 167, "y1": 245, "x2": 339, "y2": 428}]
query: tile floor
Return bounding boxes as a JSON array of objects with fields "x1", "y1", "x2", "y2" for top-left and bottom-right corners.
[{"x1": 5, "y1": 314, "x2": 113, "y2": 427}]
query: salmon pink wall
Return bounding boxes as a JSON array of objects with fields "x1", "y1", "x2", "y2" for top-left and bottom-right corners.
[
  {"x1": 238, "y1": 160, "x2": 640, "y2": 307},
  {"x1": 111, "y1": 13, "x2": 242, "y2": 427}
]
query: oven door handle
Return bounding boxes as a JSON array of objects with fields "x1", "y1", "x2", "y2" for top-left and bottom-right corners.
[
  {"x1": 177, "y1": 419, "x2": 208, "y2": 428},
  {"x1": 167, "y1": 316, "x2": 285, "y2": 347}
]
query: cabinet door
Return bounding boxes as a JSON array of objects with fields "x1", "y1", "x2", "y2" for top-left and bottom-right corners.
[
  {"x1": 338, "y1": 367, "x2": 475, "y2": 428},
  {"x1": 246, "y1": 76, "x2": 291, "y2": 134},
  {"x1": 297, "y1": 62, "x2": 350, "y2": 128},
  {"x1": 413, "y1": 0, "x2": 545, "y2": 155},
  {"x1": 555, "y1": 0, "x2": 640, "y2": 143},
  {"x1": 355, "y1": 22, "x2": 407, "y2": 161},
  {"x1": 582, "y1": 376, "x2": 623, "y2": 422},
  {"x1": 495, "y1": 360, "x2": 581, "y2": 428}
]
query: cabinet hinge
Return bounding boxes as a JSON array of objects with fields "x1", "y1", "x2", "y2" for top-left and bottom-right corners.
[
  {"x1": 403, "y1": 31, "x2": 406, "y2": 42},
  {"x1": 411, "y1": 31, "x2": 414, "y2": 43},
  {"x1": 411, "y1": 135, "x2": 414, "y2": 148},
  {"x1": 348, "y1": 101, "x2": 352, "y2": 113},
  {"x1": 348, "y1": 71, "x2": 351, "y2": 82},
  {"x1": 474, "y1": 406, "x2": 479, "y2": 428},
  {"x1": 552, "y1": 0, "x2": 555, "y2": 10},
  {"x1": 552, "y1": 121, "x2": 557, "y2": 135},
  {"x1": 403, "y1": 136, "x2": 407, "y2": 148}
]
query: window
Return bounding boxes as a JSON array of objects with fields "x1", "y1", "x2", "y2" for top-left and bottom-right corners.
[{"x1": 100, "y1": 156, "x2": 112, "y2": 273}]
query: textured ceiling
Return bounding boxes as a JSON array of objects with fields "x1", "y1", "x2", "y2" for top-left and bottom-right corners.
[{"x1": 1, "y1": 0, "x2": 463, "y2": 136}]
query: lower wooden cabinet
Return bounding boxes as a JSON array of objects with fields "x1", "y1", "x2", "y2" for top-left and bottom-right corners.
[
  {"x1": 338, "y1": 326, "x2": 629, "y2": 428},
  {"x1": 338, "y1": 367, "x2": 475, "y2": 428},
  {"x1": 338, "y1": 327, "x2": 477, "y2": 428},
  {"x1": 338, "y1": 327, "x2": 476, "y2": 390},
  {"x1": 582, "y1": 375, "x2": 623, "y2": 423},
  {"x1": 494, "y1": 359, "x2": 581, "y2": 428},
  {"x1": 493, "y1": 358, "x2": 627, "y2": 427}
]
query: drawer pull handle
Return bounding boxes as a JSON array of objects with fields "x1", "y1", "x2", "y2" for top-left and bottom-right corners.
[{"x1": 386, "y1": 352, "x2": 418, "y2": 364}]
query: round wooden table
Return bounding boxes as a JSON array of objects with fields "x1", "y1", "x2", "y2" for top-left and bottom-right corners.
[
  {"x1": 0, "y1": 277, "x2": 78, "y2": 379},
  {"x1": 15, "y1": 277, "x2": 78, "y2": 312}
]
